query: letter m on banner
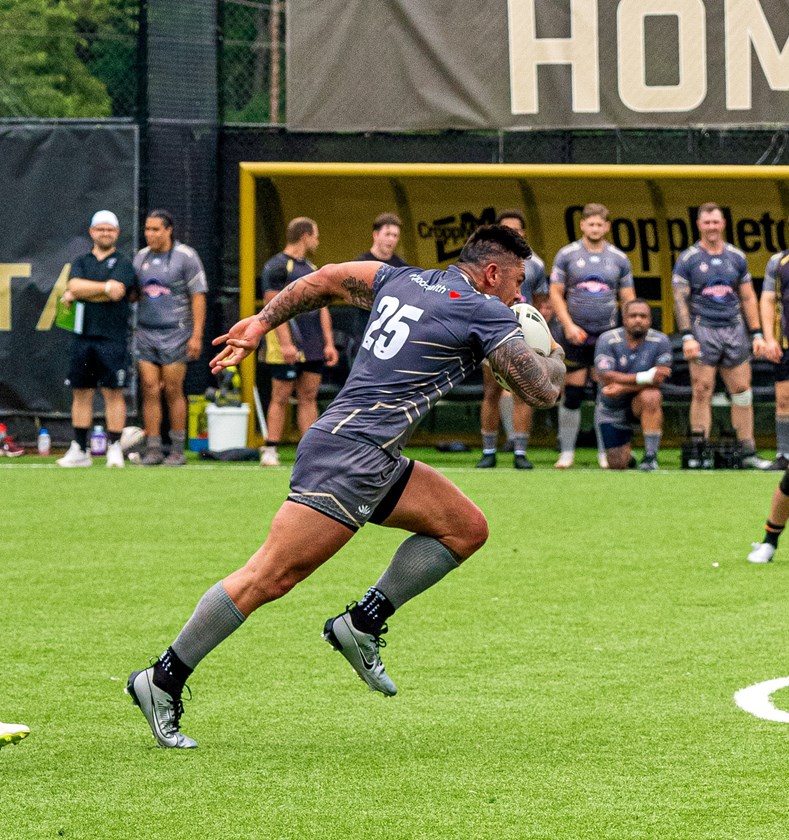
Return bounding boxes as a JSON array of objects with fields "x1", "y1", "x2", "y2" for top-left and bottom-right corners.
[{"x1": 507, "y1": 0, "x2": 600, "y2": 115}]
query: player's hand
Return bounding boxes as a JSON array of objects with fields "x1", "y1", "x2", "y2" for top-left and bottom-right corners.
[
  {"x1": 281, "y1": 343, "x2": 299, "y2": 365},
  {"x1": 566, "y1": 324, "x2": 587, "y2": 345},
  {"x1": 602, "y1": 382, "x2": 625, "y2": 398},
  {"x1": 682, "y1": 338, "x2": 701, "y2": 361},
  {"x1": 324, "y1": 344, "x2": 339, "y2": 367},
  {"x1": 186, "y1": 334, "x2": 202, "y2": 360},
  {"x1": 764, "y1": 338, "x2": 783, "y2": 364},
  {"x1": 210, "y1": 316, "x2": 265, "y2": 373},
  {"x1": 752, "y1": 336, "x2": 768, "y2": 359},
  {"x1": 61, "y1": 289, "x2": 75, "y2": 307}
]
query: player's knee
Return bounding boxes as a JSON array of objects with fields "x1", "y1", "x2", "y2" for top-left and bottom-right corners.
[
  {"x1": 691, "y1": 380, "x2": 713, "y2": 399},
  {"x1": 730, "y1": 388, "x2": 752, "y2": 407},
  {"x1": 639, "y1": 387, "x2": 662, "y2": 410},
  {"x1": 456, "y1": 509, "x2": 489, "y2": 558},
  {"x1": 607, "y1": 449, "x2": 630, "y2": 470},
  {"x1": 563, "y1": 384, "x2": 585, "y2": 410}
]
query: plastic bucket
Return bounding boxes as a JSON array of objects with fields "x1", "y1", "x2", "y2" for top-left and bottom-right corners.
[{"x1": 205, "y1": 404, "x2": 250, "y2": 451}]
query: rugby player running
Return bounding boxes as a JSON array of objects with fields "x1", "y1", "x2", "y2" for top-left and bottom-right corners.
[{"x1": 126, "y1": 225, "x2": 565, "y2": 748}]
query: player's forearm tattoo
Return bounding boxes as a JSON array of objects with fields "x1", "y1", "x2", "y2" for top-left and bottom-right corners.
[
  {"x1": 256, "y1": 280, "x2": 334, "y2": 329},
  {"x1": 673, "y1": 284, "x2": 692, "y2": 332},
  {"x1": 488, "y1": 341, "x2": 564, "y2": 407},
  {"x1": 340, "y1": 275, "x2": 374, "y2": 310}
]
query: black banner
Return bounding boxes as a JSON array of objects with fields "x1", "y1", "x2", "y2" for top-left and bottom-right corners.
[{"x1": 0, "y1": 123, "x2": 138, "y2": 417}]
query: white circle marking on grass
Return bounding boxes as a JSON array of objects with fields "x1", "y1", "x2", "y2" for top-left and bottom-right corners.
[{"x1": 734, "y1": 677, "x2": 789, "y2": 723}]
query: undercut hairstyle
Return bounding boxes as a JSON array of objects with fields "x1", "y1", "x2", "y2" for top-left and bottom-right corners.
[
  {"x1": 496, "y1": 209, "x2": 526, "y2": 228},
  {"x1": 286, "y1": 217, "x2": 317, "y2": 244},
  {"x1": 373, "y1": 212, "x2": 402, "y2": 231},
  {"x1": 581, "y1": 203, "x2": 609, "y2": 221},
  {"x1": 697, "y1": 202, "x2": 722, "y2": 218},
  {"x1": 458, "y1": 224, "x2": 531, "y2": 265},
  {"x1": 623, "y1": 297, "x2": 652, "y2": 316},
  {"x1": 148, "y1": 209, "x2": 174, "y2": 230}
]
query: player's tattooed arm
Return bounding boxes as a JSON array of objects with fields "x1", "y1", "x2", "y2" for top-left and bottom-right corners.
[
  {"x1": 673, "y1": 281, "x2": 692, "y2": 333},
  {"x1": 339, "y1": 275, "x2": 375, "y2": 310},
  {"x1": 488, "y1": 341, "x2": 565, "y2": 407},
  {"x1": 256, "y1": 279, "x2": 335, "y2": 329}
]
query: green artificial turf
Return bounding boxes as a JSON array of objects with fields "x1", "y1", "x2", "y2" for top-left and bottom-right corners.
[{"x1": 2, "y1": 452, "x2": 787, "y2": 839}]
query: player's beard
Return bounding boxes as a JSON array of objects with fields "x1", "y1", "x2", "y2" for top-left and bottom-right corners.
[{"x1": 628, "y1": 326, "x2": 647, "y2": 339}]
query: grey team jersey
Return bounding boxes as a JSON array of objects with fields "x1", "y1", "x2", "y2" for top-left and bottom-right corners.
[
  {"x1": 521, "y1": 253, "x2": 548, "y2": 304},
  {"x1": 671, "y1": 242, "x2": 750, "y2": 328},
  {"x1": 134, "y1": 242, "x2": 208, "y2": 329},
  {"x1": 594, "y1": 327, "x2": 672, "y2": 417},
  {"x1": 761, "y1": 250, "x2": 789, "y2": 337},
  {"x1": 550, "y1": 241, "x2": 634, "y2": 334},
  {"x1": 312, "y1": 264, "x2": 523, "y2": 457}
]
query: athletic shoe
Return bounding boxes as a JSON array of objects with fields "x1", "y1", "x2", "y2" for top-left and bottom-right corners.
[
  {"x1": 0, "y1": 722, "x2": 30, "y2": 748},
  {"x1": 747, "y1": 542, "x2": 776, "y2": 564},
  {"x1": 742, "y1": 453, "x2": 772, "y2": 470},
  {"x1": 162, "y1": 451, "x2": 186, "y2": 467},
  {"x1": 475, "y1": 453, "x2": 497, "y2": 469},
  {"x1": 259, "y1": 446, "x2": 280, "y2": 467},
  {"x1": 140, "y1": 448, "x2": 164, "y2": 466},
  {"x1": 768, "y1": 455, "x2": 789, "y2": 471},
  {"x1": 639, "y1": 455, "x2": 658, "y2": 472},
  {"x1": 554, "y1": 451, "x2": 574, "y2": 470},
  {"x1": 1, "y1": 436, "x2": 24, "y2": 457},
  {"x1": 106, "y1": 441, "x2": 124, "y2": 468},
  {"x1": 126, "y1": 667, "x2": 197, "y2": 749},
  {"x1": 598, "y1": 452, "x2": 609, "y2": 469},
  {"x1": 513, "y1": 454, "x2": 533, "y2": 470},
  {"x1": 56, "y1": 441, "x2": 92, "y2": 468},
  {"x1": 322, "y1": 610, "x2": 397, "y2": 697}
]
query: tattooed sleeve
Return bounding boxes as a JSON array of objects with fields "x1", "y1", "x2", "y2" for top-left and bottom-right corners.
[{"x1": 487, "y1": 340, "x2": 565, "y2": 407}]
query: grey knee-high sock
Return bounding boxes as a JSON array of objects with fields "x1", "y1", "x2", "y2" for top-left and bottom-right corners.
[
  {"x1": 171, "y1": 581, "x2": 245, "y2": 670},
  {"x1": 777, "y1": 416, "x2": 789, "y2": 456},
  {"x1": 374, "y1": 535, "x2": 460, "y2": 610},
  {"x1": 558, "y1": 406, "x2": 581, "y2": 453}
]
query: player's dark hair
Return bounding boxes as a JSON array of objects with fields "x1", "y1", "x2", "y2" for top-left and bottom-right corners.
[
  {"x1": 458, "y1": 224, "x2": 531, "y2": 265},
  {"x1": 495, "y1": 209, "x2": 525, "y2": 228},
  {"x1": 148, "y1": 209, "x2": 174, "y2": 230},
  {"x1": 373, "y1": 212, "x2": 402, "y2": 231},
  {"x1": 623, "y1": 297, "x2": 652, "y2": 316},
  {"x1": 697, "y1": 202, "x2": 722, "y2": 219},
  {"x1": 581, "y1": 203, "x2": 609, "y2": 221},
  {"x1": 286, "y1": 217, "x2": 317, "y2": 243}
]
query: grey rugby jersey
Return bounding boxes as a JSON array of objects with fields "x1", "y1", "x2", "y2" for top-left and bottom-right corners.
[
  {"x1": 134, "y1": 242, "x2": 208, "y2": 329},
  {"x1": 312, "y1": 264, "x2": 523, "y2": 457},
  {"x1": 550, "y1": 241, "x2": 634, "y2": 334}
]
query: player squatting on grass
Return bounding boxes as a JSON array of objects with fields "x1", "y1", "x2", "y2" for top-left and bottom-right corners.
[{"x1": 126, "y1": 225, "x2": 565, "y2": 748}]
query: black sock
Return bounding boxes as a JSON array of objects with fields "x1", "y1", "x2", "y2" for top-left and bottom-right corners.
[
  {"x1": 265, "y1": 440, "x2": 280, "y2": 447},
  {"x1": 153, "y1": 646, "x2": 193, "y2": 696},
  {"x1": 764, "y1": 521, "x2": 785, "y2": 548},
  {"x1": 74, "y1": 427, "x2": 89, "y2": 451},
  {"x1": 108, "y1": 430, "x2": 121, "y2": 444},
  {"x1": 349, "y1": 587, "x2": 395, "y2": 635}
]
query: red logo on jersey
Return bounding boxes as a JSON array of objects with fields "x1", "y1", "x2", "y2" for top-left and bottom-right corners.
[{"x1": 449, "y1": 290, "x2": 461, "y2": 299}]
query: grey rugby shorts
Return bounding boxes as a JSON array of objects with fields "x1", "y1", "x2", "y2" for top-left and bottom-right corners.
[
  {"x1": 288, "y1": 428, "x2": 413, "y2": 531},
  {"x1": 693, "y1": 321, "x2": 750, "y2": 368},
  {"x1": 135, "y1": 325, "x2": 193, "y2": 366}
]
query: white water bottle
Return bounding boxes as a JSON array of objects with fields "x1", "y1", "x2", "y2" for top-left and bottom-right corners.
[
  {"x1": 37, "y1": 428, "x2": 51, "y2": 456},
  {"x1": 90, "y1": 425, "x2": 107, "y2": 456}
]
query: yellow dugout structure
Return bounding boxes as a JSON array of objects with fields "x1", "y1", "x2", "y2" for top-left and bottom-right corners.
[{"x1": 239, "y1": 162, "x2": 789, "y2": 444}]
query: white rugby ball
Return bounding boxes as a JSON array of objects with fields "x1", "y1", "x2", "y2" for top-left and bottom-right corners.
[
  {"x1": 489, "y1": 303, "x2": 552, "y2": 392},
  {"x1": 511, "y1": 303, "x2": 552, "y2": 356}
]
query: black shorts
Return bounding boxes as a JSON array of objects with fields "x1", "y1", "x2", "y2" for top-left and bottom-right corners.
[
  {"x1": 269, "y1": 360, "x2": 324, "y2": 381},
  {"x1": 66, "y1": 336, "x2": 129, "y2": 389},
  {"x1": 560, "y1": 335, "x2": 599, "y2": 371},
  {"x1": 776, "y1": 347, "x2": 789, "y2": 383}
]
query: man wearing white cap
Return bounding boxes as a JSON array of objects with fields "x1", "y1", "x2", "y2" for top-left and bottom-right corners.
[{"x1": 57, "y1": 211, "x2": 137, "y2": 468}]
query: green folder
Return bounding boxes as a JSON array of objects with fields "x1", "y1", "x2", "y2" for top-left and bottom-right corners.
[{"x1": 55, "y1": 299, "x2": 84, "y2": 334}]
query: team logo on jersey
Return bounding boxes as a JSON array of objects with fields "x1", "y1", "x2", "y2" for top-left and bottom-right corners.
[
  {"x1": 699, "y1": 263, "x2": 708, "y2": 272},
  {"x1": 590, "y1": 255, "x2": 601, "y2": 263},
  {"x1": 620, "y1": 355, "x2": 629, "y2": 367},
  {"x1": 449, "y1": 290, "x2": 461, "y2": 299},
  {"x1": 107, "y1": 257, "x2": 117, "y2": 269},
  {"x1": 577, "y1": 259, "x2": 586, "y2": 267},
  {"x1": 702, "y1": 282, "x2": 735, "y2": 301},
  {"x1": 578, "y1": 278, "x2": 608, "y2": 294},
  {"x1": 357, "y1": 504, "x2": 372, "y2": 516},
  {"x1": 711, "y1": 258, "x2": 722, "y2": 265},
  {"x1": 142, "y1": 278, "x2": 172, "y2": 298}
]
